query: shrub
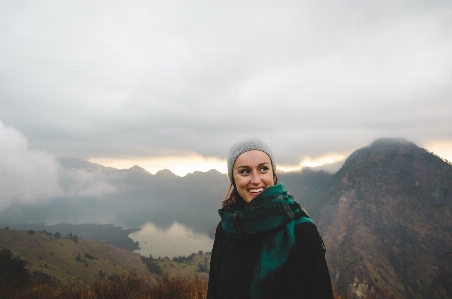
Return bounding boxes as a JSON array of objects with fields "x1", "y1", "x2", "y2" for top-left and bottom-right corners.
[
  {"x1": 0, "y1": 249, "x2": 30, "y2": 298},
  {"x1": 141, "y1": 255, "x2": 163, "y2": 275}
]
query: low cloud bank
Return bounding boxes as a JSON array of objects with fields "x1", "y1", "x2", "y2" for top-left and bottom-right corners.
[{"x1": 0, "y1": 120, "x2": 116, "y2": 211}]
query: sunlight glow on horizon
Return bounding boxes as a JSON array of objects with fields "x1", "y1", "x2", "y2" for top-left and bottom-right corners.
[
  {"x1": 89, "y1": 153, "x2": 348, "y2": 177},
  {"x1": 89, "y1": 155, "x2": 228, "y2": 177},
  {"x1": 424, "y1": 141, "x2": 452, "y2": 163},
  {"x1": 88, "y1": 141, "x2": 452, "y2": 178},
  {"x1": 277, "y1": 154, "x2": 347, "y2": 173}
]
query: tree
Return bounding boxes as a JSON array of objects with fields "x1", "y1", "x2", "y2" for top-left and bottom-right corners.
[
  {"x1": 0, "y1": 249, "x2": 29, "y2": 289},
  {"x1": 141, "y1": 255, "x2": 163, "y2": 275},
  {"x1": 197, "y1": 262, "x2": 208, "y2": 273},
  {"x1": 84, "y1": 253, "x2": 96, "y2": 260},
  {"x1": 98, "y1": 270, "x2": 106, "y2": 279}
]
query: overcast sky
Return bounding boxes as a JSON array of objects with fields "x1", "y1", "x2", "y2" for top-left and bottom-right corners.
[{"x1": 2, "y1": 1, "x2": 452, "y2": 178}]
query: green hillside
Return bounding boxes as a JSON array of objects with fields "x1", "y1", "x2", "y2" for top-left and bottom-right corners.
[
  {"x1": 0, "y1": 228, "x2": 211, "y2": 287},
  {"x1": 153, "y1": 252, "x2": 211, "y2": 281},
  {"x1": 0, "y1": 228, "x2": 147, "y2": 285}
]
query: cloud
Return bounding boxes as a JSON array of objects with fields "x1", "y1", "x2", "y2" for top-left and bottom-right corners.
[
  {"x1": 0, "y1": 120, "x2": 63, "y2": 209},
  {"x1": 59, "y1": 167, "x2": 117, "y2": 198},
  {"x1": 1, "y1": 2, "x2": 451, "y2": 168},
  {"x1": 0, "y1": 120, "x2": 117, "y2": 211}
]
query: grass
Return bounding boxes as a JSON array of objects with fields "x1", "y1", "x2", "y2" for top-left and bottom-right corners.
[
  {"x1": 0, "y1": 229, "x2": 147, "y2": 286},
  {"x1": 3, "y1": 270, "x2": 351, "y2": 299},
  {"x1": 2, "y1": 271, "x2": 208, "y2": 299},
  {"x1": 153, "y1": 254, "x2": 210, "y2": 280}
]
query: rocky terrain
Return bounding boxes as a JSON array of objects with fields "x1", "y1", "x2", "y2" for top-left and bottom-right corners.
[{"x1": 314, "y1": 138, "x2": 452, "y2": 298}]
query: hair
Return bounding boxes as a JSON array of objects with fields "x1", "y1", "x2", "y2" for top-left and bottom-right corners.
[{"x1": 221, "y1": 172, "x2": 278, "y2": 211}]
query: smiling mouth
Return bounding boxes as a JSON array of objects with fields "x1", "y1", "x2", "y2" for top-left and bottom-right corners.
[{"x1": 249, "y1": 188, "x2": 264, "y2": 195}]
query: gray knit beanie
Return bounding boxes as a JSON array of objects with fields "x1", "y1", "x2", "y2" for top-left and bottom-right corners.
[{"x1": 227, "y1": 138, "x2": 275, "y2": 183}]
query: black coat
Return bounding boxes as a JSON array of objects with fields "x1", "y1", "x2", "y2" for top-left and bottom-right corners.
[{"x1": 207, "y1": 221, "x2": 334, "y2": 299}]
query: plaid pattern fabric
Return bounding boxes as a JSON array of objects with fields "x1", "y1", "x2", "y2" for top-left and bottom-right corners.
[{"x1": 219, "y1": 183, "x2": 313, "y2": 299}]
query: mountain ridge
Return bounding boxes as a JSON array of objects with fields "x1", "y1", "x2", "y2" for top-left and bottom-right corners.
[
  {"x1": 316, "y1": 137, "x2": 452, "y2": 298},
  {"x1": 2, "y1": 138, "x2": 451, "y2": 298}
]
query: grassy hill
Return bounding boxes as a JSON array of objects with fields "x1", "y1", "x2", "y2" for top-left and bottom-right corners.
[
  {"x1": 153, "y1": 253, "x2": 211, "y2": 281},
  {"x1": 0, "y1": 228, "x2": 147, "y2": 286},
  {"x1": 0, "y1": 228, "x2": 211, "y2": 287}
]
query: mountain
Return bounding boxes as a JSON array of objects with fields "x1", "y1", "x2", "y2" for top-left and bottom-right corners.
[
  {"x1": 279, "y1": 167, "x2": 335, "y2": 217},
  {"x1": 0, "y1": 159, "x2": 229, "y2": 234},
  {"x1": 0, "y1": 158, "x2": 334, "y2": 236},
  {"x1": 315, "y1": 138, "x2": 452, "y2": 298},
  {"x1": 1, "y1": 138, "x2": 451, "y2": 297}
]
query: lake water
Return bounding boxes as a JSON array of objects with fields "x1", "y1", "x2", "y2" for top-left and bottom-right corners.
[{"x1": 128, "y1": 222, "x2": 214, "y2": 258}]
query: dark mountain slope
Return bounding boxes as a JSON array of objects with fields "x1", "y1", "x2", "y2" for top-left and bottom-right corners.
[
  {"x1": 316, "y1": 138, "x2": 452, "y2": 298},
  {"x1": 279, "y1": 168, "x2": 334, "y2": 218}
]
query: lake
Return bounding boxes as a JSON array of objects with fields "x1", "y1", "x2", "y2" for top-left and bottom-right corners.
[{"x1": 128, "y1": 222, "x2": 214, "y2": 258}]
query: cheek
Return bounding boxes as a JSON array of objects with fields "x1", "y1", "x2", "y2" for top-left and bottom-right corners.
[
  {"x1": 233, "y1": 176, "x2": 247, "y2": 189},
  {"x1": 266, "y1": 173, "x2": 275, "y2": 186}
]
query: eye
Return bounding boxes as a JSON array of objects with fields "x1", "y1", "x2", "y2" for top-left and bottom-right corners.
[
  {"x1": 239, "y1": 169, "x2": 250, "y2": 174},
  {"x1": 259, "y1": 166, "x2": 269, "y2": 172}
]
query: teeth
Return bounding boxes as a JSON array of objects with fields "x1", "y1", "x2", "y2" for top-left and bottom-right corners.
[{"x1": 250, "y1": 188, "x2": 263, "y2": 193}]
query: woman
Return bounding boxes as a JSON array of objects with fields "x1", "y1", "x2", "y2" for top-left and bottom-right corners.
[{"x1": 207, "y1": 138, "x2": 334, "y2": 299}]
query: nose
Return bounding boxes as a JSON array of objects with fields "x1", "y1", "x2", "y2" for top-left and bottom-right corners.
[{"x1": 250, "y1": 171, "x2": 262, "y2": 184}]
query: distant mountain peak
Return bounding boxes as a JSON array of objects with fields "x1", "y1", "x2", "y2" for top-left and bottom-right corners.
[
  {"x1": 129, "y1": 165, "x2": 148, "y2": 173},
  {"x1": 206, "y1": 169, "x2": 223, "y2": 175},
  {"x1": 58, "y1": 157, "x2": 99, "y2": 169},
  {"x1": 155, "y1": 169, "x2": 176, "y2": 177},
  {"x1": 341, "y1": 137, "x2": 421, "y2": 171},
  {"x1": 369, "y1": 137, "x2": 415, "y2": 148}
]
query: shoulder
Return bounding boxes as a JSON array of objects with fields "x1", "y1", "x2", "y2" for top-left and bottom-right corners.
[
  {"x1": 295, "y1": 220, "x2": 318, "y2": 234},
  {"x1": 294, "y1": 221, "x2": 326, "y2": 253},
  {"x1": 214, "y1": 221, "x2": 226, "y2": 240}
]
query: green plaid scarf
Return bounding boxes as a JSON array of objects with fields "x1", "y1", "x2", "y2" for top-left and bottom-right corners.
[{"x1": 218, "y1": 182, "x2": 313, "y2": 299}]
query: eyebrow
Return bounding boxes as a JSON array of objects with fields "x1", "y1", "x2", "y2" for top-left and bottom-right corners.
[{"x1": 235, "y1": 162, "x2": 270, "y2": 169}]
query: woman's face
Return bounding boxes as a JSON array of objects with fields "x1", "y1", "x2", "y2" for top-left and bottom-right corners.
[{"x1": 233, "y1": 150, "x2": 275, "y2": 203}]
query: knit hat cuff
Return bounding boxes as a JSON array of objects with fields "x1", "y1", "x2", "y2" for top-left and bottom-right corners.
[{"x1": 227, "y1": 138, "x2": 275, "y2": 183}]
